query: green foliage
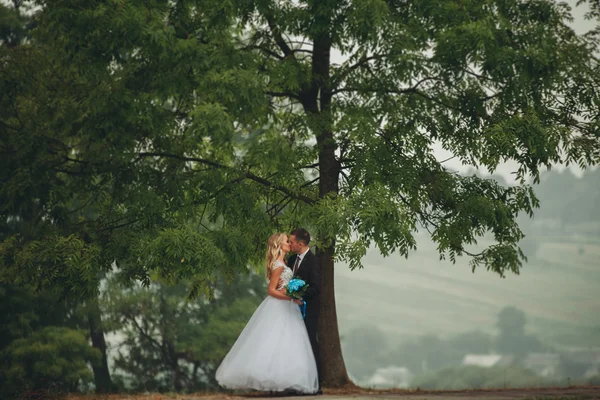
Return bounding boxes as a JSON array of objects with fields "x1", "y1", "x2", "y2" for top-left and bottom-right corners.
[
  {"x1": 1, "y1": 0, "x2": 599, "y2": 388},
  {"x1": 0, "y1": 285, "x2": 98, "y2": 398},
  {"x1": 387, "y1": 334, "x2": 466, "y2": 375},
  {"x1": 0, "y1": 1, "x2": 30, "y2": 48},
  {"x1": 0, "y1": 285, "x2": 69, "y2": 346},
  {"x1": 0, "y1": 0, "x2": 273, "y2": 301},
  {"x1": 411, "y1": 365, "x2": 542, "y2": 389},
  {"x1": 1, "y1": 0, "x2": 598, "y2": 304},
  {"x1": 1, "y1": 327, "x2": 99, "y2": 397},
  {"x1": 343, "y1": 328, "x2": 495, "y2": 381},
  {"x1": 102, "y1": 272, "x2": 266, "y2": 392},
  {"x1": 343, "y1": 308, "x2": 554, "y2": 383},
  {"x1": 549, "y1": 325, "x2": 600, "y2": 349},
  {"x1": 497, "y1": 306, "x2": 527, "y2": 337},
  {"x1": 447, "y1": 330, "x2": 494, "y2": 355}
]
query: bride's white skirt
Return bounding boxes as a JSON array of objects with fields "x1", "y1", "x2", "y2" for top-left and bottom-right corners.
[{"x1": 215, "y1": 296, "x2": 318, "y2": 393}]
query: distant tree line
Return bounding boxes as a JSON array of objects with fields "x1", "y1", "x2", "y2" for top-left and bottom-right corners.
[
  {"x1": 489, "y1": 168, "x2": 600, "y2": 237},
  {"x1": 342, "y1": 305, "x2": 599, "y2": 387}
]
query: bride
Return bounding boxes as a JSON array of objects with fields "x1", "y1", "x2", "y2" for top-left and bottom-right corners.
[{"x1": 215, "y1": 232, "x2": 319, "y2": 393}]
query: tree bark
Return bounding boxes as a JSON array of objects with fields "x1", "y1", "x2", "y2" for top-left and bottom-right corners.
[
  {"x1": 306, "y1": 24, "x2": 353, "y2": 388},
  {"x1": 317, "y1": 245, "x2": 352, "y2": 387},
  {"x1": 167, "y1": 341, "x2": 183, "y2": 392},
  {"x1": 87, "y1": 298, "x2": 113, "y2": 393},
  {"x1": 316, "y1": 135, "x2": 352, "y2": 387}
]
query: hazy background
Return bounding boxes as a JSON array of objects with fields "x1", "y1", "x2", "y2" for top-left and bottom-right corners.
[{"x1": 335, "y1": 168, "x2": 600, "y2": 388}]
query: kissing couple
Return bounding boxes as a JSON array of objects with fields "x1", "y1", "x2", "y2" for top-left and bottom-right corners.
[{"x1": 216, "y1": 228, "x2": 323, "y2": 395}]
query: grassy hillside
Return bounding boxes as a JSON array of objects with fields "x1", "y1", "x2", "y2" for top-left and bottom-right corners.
[{"x1": 334, "y1": 234, "x2": 600, "y2": 347}]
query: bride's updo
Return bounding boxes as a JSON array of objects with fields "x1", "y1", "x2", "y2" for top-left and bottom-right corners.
[{"x1": 265, "y1": 232, "x2": 286, "y2": 280}]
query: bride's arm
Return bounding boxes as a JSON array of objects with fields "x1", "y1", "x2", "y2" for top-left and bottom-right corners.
[{"x1": 267, "y1": 267, "x2": 292, "y2": 301}]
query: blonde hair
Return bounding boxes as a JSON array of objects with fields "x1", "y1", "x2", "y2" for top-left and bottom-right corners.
[{"x1": 265, "y1": 232, "x2": 287, "y2": 280}]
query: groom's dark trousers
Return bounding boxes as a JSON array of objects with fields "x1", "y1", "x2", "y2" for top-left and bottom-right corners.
[{"x1": 288, "y1": 250, "x2": 322, "y2": 386}]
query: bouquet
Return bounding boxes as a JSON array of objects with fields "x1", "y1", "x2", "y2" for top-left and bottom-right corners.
[
  {"x1": 285, "y1": 278, "x2": 308, "y2": 300},
  {"x1": 285, "y1": 278, "x2": 309, "y2": 318}
]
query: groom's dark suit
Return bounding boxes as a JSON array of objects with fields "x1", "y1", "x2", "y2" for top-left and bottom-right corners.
[{"x1": 288, "y1": 249, "x2": 321, "y2": 385}]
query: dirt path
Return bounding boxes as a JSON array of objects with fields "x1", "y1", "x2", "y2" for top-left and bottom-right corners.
[
  {"x1": 240, "y1": 386, "x2": 600, "y2": 400},
  {"x1": 67, "y1": 386, "x2": 600, "y2": 400}
]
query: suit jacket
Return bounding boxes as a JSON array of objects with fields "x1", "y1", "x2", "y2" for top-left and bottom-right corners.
[{"x1": 288, "y1": 250, "x2": 321, "y2": 319}]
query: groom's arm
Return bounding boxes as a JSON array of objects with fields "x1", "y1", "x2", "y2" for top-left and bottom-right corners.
[{"x1": 303, "y1": 255, "x2": 321, "y2": 299}]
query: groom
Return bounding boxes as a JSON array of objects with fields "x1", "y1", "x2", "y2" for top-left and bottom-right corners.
[{"x1": 288, "y1": 228, "x2": 322, "y2": 395}]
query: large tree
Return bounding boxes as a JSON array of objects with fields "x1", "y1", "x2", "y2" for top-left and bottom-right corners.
[{"x1": 2, "y1": 0, "x2": 599, "y2": 389}]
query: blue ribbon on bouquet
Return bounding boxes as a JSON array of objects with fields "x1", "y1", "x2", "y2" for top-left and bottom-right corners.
[{"x1": 299, "y1": 300, "x2": 306, "y2": 319}]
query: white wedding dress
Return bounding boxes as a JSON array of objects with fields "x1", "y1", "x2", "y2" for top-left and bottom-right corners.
[{"x1": 215, "y1": 260, "x2": 318, "y2": 393}]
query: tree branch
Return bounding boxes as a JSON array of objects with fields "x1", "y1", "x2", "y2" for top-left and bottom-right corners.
[
  {"x1": 300, "y1": 162, "x2": 319, "y2": 169},
  {"x1": 137, "y1": 152, "x2": 315, "y2": 205},
  {"x1": 332, "y1": 53, "x2": 395, "y2": 88},
  {"x1": 241, "y1": 44, "x2": 285, "y2": 60},
  {"x1": 126, "y1": 312, "x2": 163, "y2": 352},
  {"x1": 265, "y1": 15, "x2": 295, "y2": 59}
]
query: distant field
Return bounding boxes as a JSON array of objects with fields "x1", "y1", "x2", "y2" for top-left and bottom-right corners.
[{"x1": 334, "y1": 234, "x2": 600, "y2": 346}]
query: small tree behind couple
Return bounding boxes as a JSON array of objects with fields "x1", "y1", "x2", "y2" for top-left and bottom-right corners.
[{"x1": 216, "y1": 229, "x2": 323, "y2": 395}]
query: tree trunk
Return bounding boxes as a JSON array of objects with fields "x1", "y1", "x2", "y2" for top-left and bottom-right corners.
[
  {"x1": 316, "y1": 128, "x2": 351, "y2": 387},
  {"x1": 87, "y1": 298, "x2": 113, "y2": 393},
  {"x1": 317, "y1": 246, "x2": 352, "y2": 387},
  {"x1": 316, "y1": 141, "x2": 352, "y2": 387},
  {"x1": 294, "y1": 6, "x2": 353, "y2": 388},
  {"x1": 312, "y1": 34, "x2": 353, "y2": 388},
  {"x1": 167, "y1": 342, "x2": 183, "y2": 392}
]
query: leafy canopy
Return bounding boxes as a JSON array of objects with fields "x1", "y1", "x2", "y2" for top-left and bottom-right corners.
[{"x1": 1, "y1": 0, "x2": 599, "y2": 302}]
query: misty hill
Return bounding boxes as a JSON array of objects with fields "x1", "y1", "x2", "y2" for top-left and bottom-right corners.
[{"x1": 334, "y1": 168, "x2": 600, "y2": 349}]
